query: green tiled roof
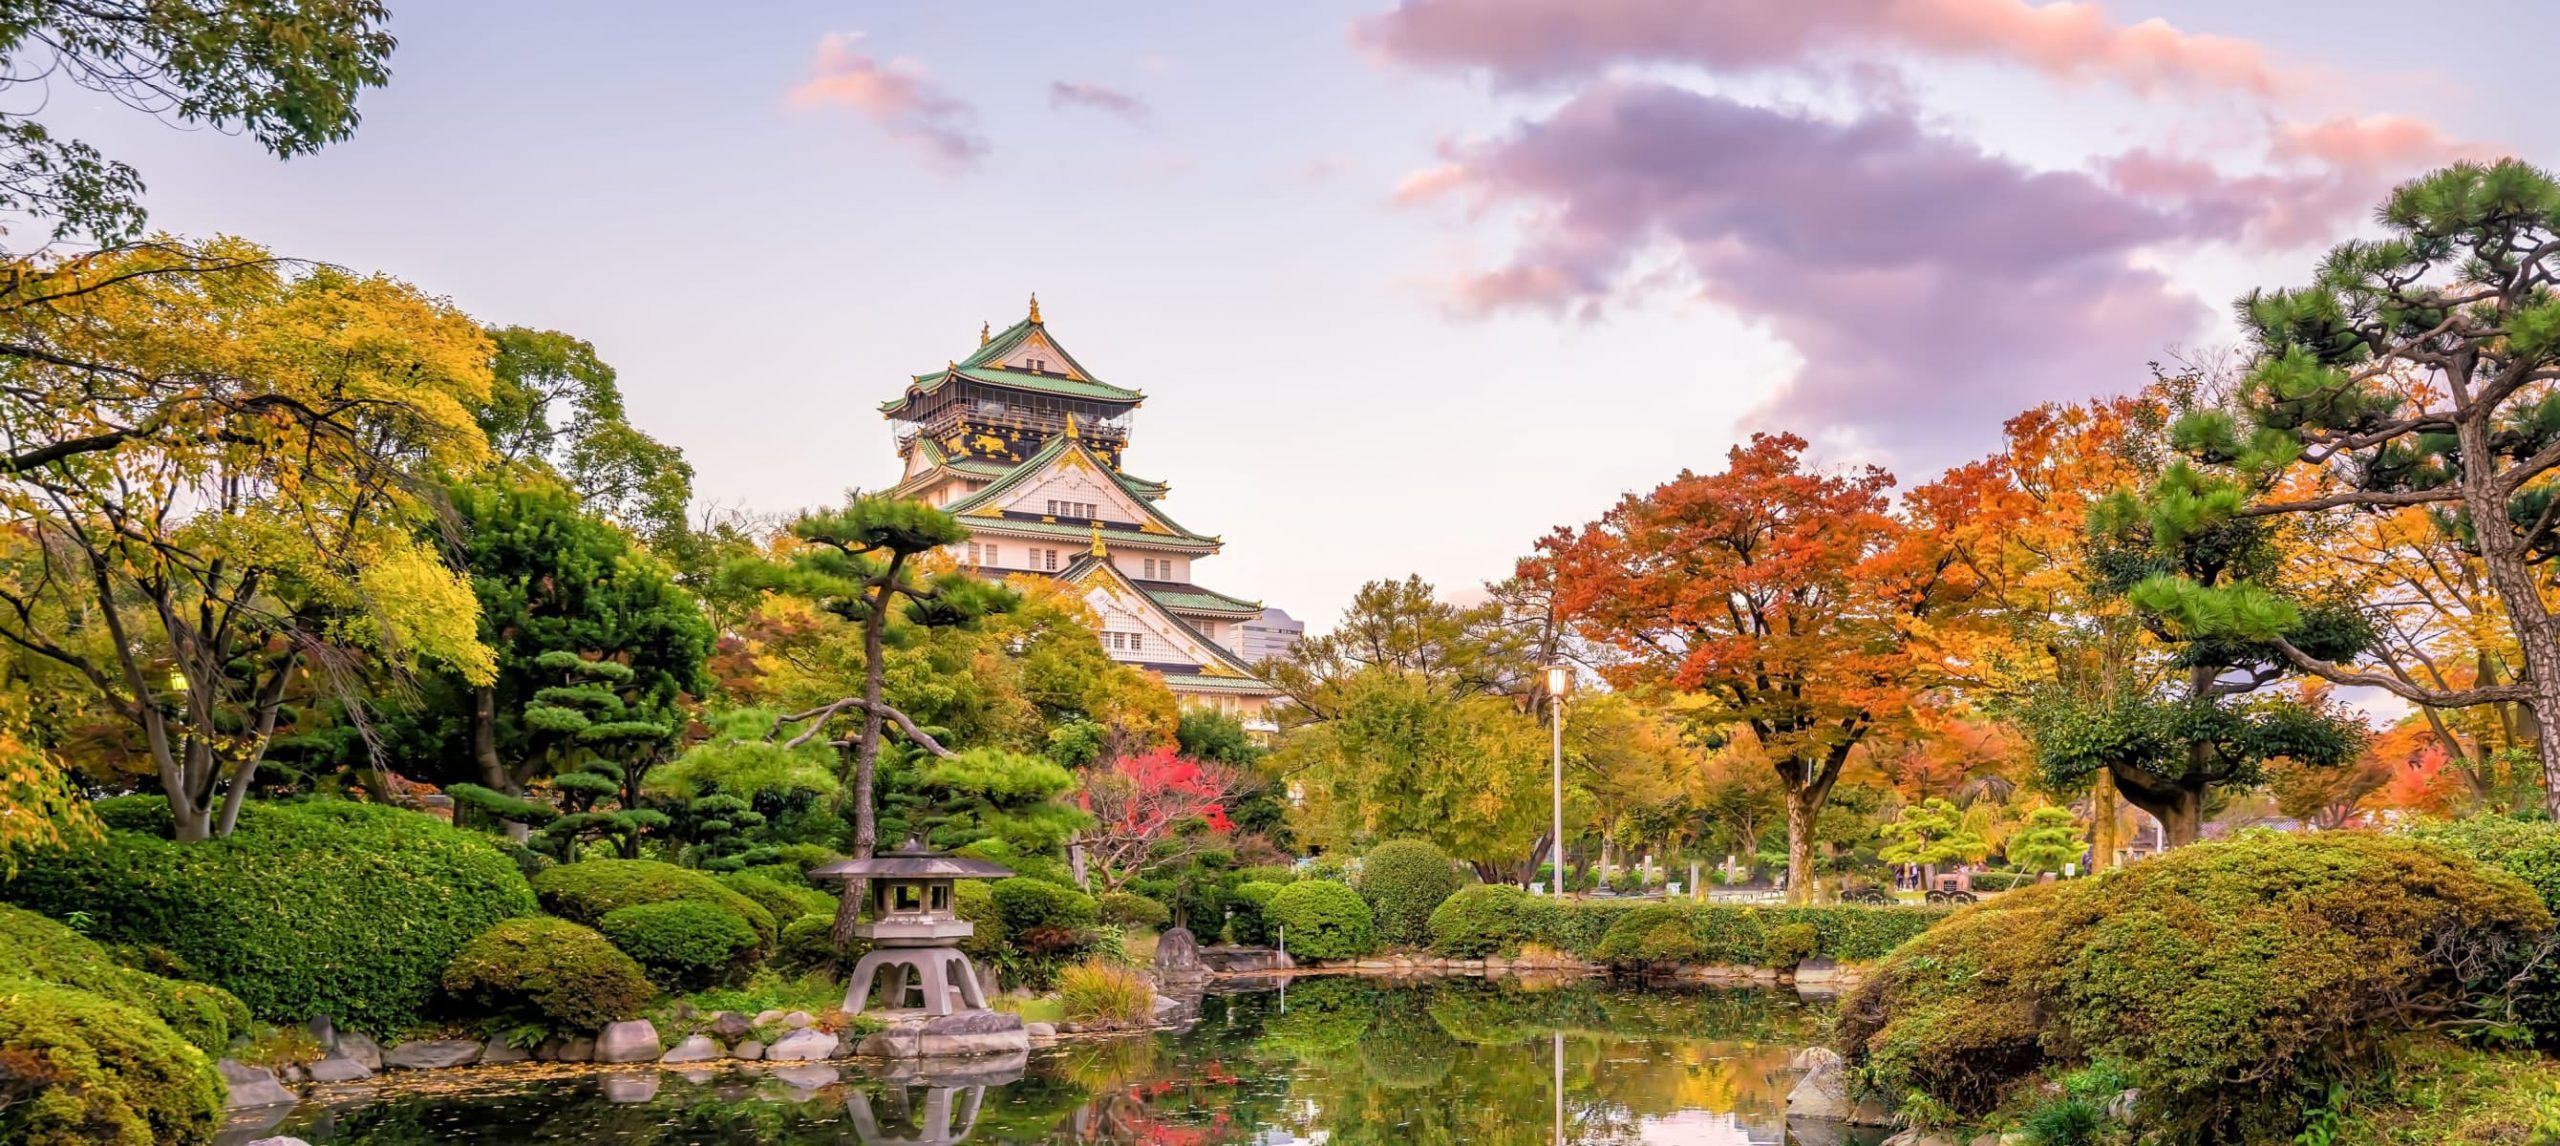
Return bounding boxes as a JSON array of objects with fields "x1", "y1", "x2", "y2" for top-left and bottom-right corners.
[
  {"x1": 1057, "y1": 555, "x2": 1271, "y2": 684},
  {"x1": 961, "y1": 314, "x2": 1109, "y2": 383},
  {"x1": 1143, "y1": 583, "x2": 1262, "y2": 616},
  {"x1": 883, "y1": 314, "x2": 1139, "y2": 412},
  {"x1": 968, "y1": 516, "x2": 1220, "y2": 553},
  {"x1": 947, "y1": 435, "x2": 1216, "y2": 545}
]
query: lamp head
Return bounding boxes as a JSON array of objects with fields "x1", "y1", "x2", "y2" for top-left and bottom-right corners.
[{"x1": 1546, "y1": 664, "x2": 1570, "y2": 696}]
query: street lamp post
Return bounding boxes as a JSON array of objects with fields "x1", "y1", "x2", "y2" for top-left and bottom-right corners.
[{"x1": 1547, "y1": 664, "x2": 1569, "y2": 897}]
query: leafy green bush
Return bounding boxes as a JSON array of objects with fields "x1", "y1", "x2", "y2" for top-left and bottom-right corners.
[
  {"x1": 990, "y1": 876, "x2": 1097, "y2": 935},
  {"x1": 1426, "y1": 884, "x2": 1528, "y2": 957},
  {"x1": 597, "y1": 900, "x2": 762, "y2": 991},
  {"x1": 0, "y1": 980, "x2": 224, "y2": 1146},
  {"x1": 1762, "y1": 922, "x2": 1819, "y2": 968},
  {"x1": 1423, "y1": 892, "x2": 1939, "y2": 966},
  {"x1": 773, "y1": 915, "x2": 853, "y2": 977},
  {"x1": 716, "y1": 872, "x2": 836, "y2": 926},
  {"x1": 531, "y1": 858, "x2": 777, "y2": 949},
  {"x1": 1, "y1": 798, "x2": 535, "y2": 1036},
  {"x1": 1593, "y1": 905, "x2": 1703, "y2": 970},
  {"x1": 0, "y1": 905, "x2": 248, "y2": 1054},
  {"x1": 440, "y1": 917, "x2": 655, "y2": 1033},
  {"x1": 1358, "y1": 839, "x2": 1465, "y2": 948},
  {"x1": 1840, "y1": 831, "x2": 2552, "y2": 1141},
  {"x1": 1267, "y1": 880, "x2": 1377, "y2": 961},
  {"x1": 1056, "y1": 959, "x2": 1154, "y2": 1027},
  {"x1": 1227, "y1": 881, "x2": 1284, "y2": 947},
  {"x1": 1096, "y1": 891, "x2": 1170, "y2": 930},
  {"x1": 2406, "y1": 816, "x2": 2560, "y2": 1044}
]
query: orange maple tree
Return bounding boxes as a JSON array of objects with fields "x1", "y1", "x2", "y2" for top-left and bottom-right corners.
[{"x1": 1533, "y1": 433, "x2": 1962, "y2": 902}]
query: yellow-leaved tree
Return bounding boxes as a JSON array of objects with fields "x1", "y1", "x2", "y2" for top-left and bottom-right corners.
[{"x1": 0, "y1": 239, "x2": 497, "y2": 840}]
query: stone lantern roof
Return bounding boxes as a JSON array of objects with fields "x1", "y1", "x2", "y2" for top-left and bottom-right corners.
[{"x1": 810, "y1": 839, "x2": 1015, "y2": 882}]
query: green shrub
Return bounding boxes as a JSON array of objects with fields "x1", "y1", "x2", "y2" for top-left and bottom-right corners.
[
  {"x1": 1840, "y1": 831, "x2": 2553, "y2": 1142},
  {"x1": 440, "y1": 917, "x2": 655, "y2": 1033},
  {"x1": 1593, "y1": 905, "x2": 1702, "y2": 970},
  {"x1": 0, "y1": 980, "x2": 224, "y2": 1146},
  {"x1": 1762, "y1": 922, "x2": 1819, "y2": 968},
  {"x1": 0, "y1": 905, "x2": 248, "y2": 1054},
  {"x1": 2406, "y1": 816, "x2": 2560, "y2": 1044},
  {"x1": 597, "y1": 900, "x2": 763, "y2": 991},
  {"x1": 532, "y1": 859, "x2": 777, "y2": 949},
  {"x1": 1, "y1": 798, "x2": 536, "y2": 1036},
  {"x1": 716, "y1": 872, "x2": 836, "y2": 926},
  {"x1": 1427, "y1": 884, "x2": 1528, "y2": 957},
  {"x1": 1267, "y1": 880, "x2": 1377, "y2": 961},
  {"x1": 990, "y1": 876, "x2": 1097, "y2": 936},
  {"x1": 1227, "y1": 881, "x2": 1284, "y2": 947},
  {"x1": 1096, "y1": 891, "x2": 1170, "y2": 930},
  {"x1": 773, "y1": 915, "x2": 855, "y2": 977},
  {"x1": 1358, "y1": 839, "x2": 1465, "y2": 948},
  {"x1": 1055, "y1": 959, "x2": 1153, "y2": 1027}
]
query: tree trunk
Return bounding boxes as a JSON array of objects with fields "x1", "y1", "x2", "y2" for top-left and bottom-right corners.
[
  {"x1": 2453, "y1": 387, "x2": 2560, "y2": 820},
  {"x1": 2088, "y1": 767, "x2": 2118, "y2": 873},
  {"x1": 2116, "y1": 776, "x2": 2205, "y2": 849},
  {"x1": 1784, "y1": 787, "x2": 1819, "y2": 905},
  {"x1": 470, "y1": 684, "x2": 531, "y2": 842},
  {"x1": 836, "y1": 563, "x2": 902, "y2": 947}
]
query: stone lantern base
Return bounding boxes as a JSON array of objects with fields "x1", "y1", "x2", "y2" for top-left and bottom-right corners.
[{"x1": 845, "y1": 946, "x2": 990, "y2": 1018}]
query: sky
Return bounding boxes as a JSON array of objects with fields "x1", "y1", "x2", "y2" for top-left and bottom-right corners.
[{"x1": 39, "y1": 0, "x2": 2560, "y2": 631}]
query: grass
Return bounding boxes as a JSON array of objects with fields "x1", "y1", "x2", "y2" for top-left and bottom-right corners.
[
  {"x1": 1056, "y1": 960, "x2": 1154, "y2": 1027},
  {"x1": 2331, "y1": 1038, "x2": 2560, "y2": 1146},
  {"x1": 997, "y1": 995, "x2": 1066, "y2": 1024}
]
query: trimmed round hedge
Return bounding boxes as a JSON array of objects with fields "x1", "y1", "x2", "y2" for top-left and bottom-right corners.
[
  {"x1": 716, "y1": 871, "x2": 836, "y2": 926},
  {"x1": 1097, "y1": 891, "x2": 1170, "y2": 930},
  {"x1": 2406, "y1": 816, "x2": 2560, "y2": 1044},
  {"x1": 0, "y1": 905, "x2": 248, "y2": 1055},
  {"x1": 1426, "y1": 884, "x2": 1527, "y2": 957},
  {"x1": 1227, "y1": 881, "x2": 1283, "y2": 947},
  {"x1": 990, "y1": 876, "x2": 1096, "y2": 936},
  {"x1": 0, "y1": 798, "x2": 536, "y2": 1036},
  {"x1": 1358, "y1": 839, "x2": 1464, "y2": 948},
  {"x1": 1840, "y1": 831, "x2": 2552, "y2": 1141},
  {"x1": 531, "y1": 859, "x2": 777, "y2": 949},
  {"x1": 0, "y1": 979, "x2": 224, "y2": 1146},
  {"x1": 440, "y1": 917, "x2": 655, "y2": 1033},
  {"x1": 598, "y1": 900, "x2": 762, "y2": 990},
  {"x1": 1267, "y1": 880, "x2": 1377, "y2": 961}
]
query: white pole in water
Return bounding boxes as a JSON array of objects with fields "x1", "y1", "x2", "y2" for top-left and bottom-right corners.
[{"x1": 1553, "y1": 1029, "x2": 1565, "y2": 1145}]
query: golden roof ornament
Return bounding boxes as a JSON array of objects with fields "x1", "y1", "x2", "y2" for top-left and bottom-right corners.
[
  {"x1": 1028, "y1": 292, "x2": 1041, "y2": 324},
  {"x1": 979, "y1": 320, "x2": 990, "y2": 345},
  {"x1": 1064, "y1": 412, "x2": 1080, "y2": 438},
  {"x1": 1089, "y1": 518, "x2": 1106, "y2": 556}
]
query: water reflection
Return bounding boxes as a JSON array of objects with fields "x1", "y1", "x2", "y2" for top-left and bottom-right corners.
[{"x1": 223, "y1": 978, "x2": 1879, "y2": 1145}]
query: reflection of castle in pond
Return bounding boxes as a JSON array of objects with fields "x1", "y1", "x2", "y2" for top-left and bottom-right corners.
[{"x1": 813, "y1": 838, "x2": 1013, "y2": 1017}]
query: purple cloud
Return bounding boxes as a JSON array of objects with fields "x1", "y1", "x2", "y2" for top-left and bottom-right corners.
[
  {"x1": 1402, "y1": 82, "x2": 2223, "y2": 468},
  {"x1": 1050, "y1": 81, "x2": 1151, "y2": 125}
]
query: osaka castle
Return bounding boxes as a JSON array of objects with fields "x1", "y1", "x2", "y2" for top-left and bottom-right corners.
[{"x1": 881, "y1": 295, "x2": 1286, "y2": 728}]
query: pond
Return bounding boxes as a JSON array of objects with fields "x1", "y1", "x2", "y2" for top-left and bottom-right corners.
[{"x1": 221, "y1": 977, "x2": 1887, "y2": 1145}]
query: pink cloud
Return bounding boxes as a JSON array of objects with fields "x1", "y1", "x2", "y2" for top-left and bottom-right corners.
[
  {"x1": 787, "y1": 32, "x2": 988, "y2": 171},
  {"x1": 1357, "y1": 0, "x2": 2287, "y2": 96},
  {"x1": 1050, "y1": 80, "x2": 1151, "y2": 125}
]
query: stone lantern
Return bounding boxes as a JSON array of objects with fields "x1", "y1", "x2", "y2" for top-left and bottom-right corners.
[{"x1": 812, "y1": 838, "x2": 1014, "y2": 1017}]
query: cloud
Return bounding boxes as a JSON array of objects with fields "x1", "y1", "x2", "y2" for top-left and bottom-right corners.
[
  {"x1": 787, "y1": 32, "x2": 988, "y2": 171},
  {"x1": 1049, "y1": 81, "x2": 1151, "y2": 125},
  {"x1": 1410, "y1": 82, "x2": 2230, "y2": 467},
  {"x1": 1357, "y1": 0, "x2": 2288, "y2": 96}
]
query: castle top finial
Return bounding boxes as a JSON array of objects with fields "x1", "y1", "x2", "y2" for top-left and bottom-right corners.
[
  {"x1": 1028, "y1": 292, "x2": 1041, "y2": 323},
  {"x1": 1089, "y1": 518, "x2": 1106, "y2": 556},
  {"x1": 979, "y1": 320, "x2": 990, "y2": 345},
  {"x1": 1065, "y1": 412, "x2": 1080, "y2": 438}
]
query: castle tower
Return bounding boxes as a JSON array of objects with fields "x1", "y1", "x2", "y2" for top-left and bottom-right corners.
[{"x1": 884, "y1": 296, "x2": 1282, "y2": 729}]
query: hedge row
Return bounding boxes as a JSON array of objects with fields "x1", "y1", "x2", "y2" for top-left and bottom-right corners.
[{"x1": 1427, "y1": 885, "x2": 1943, "y2": 966}]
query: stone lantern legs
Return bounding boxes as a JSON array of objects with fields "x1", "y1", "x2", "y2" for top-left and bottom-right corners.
[{"x1": 845, "y1": 947, "x2": 990, "y2": 1017}]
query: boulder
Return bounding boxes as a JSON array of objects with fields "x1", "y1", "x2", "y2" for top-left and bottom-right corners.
[
  {"x1": 217, "y1": 1059, "x2": 296, "y2": 1108},
  {"x1": 917, "y1": 1009, "x2": 1026, "y2": 1058},
  {"x1": 708, "y1": 1011, "x2": 753, "y2": 1042},
  {"x1": 765, "y1": 1028, "x2": 839, "y2": 1062},
  {"x1": 781, "y1": 1010, "x2": 816, "y2": 1030},
  {"x1": 1790, "y1": 1046, "x2": 1844, "y2": 1073},
  {"x1": 384, "y1": 1039, "x2": 483, "y2": 1070},
  {"x1": 771, "y1": 1064, "x2": 837, "y2": 1097},
  {"x1": 333, "y1": 1030, "x2": 384, "y2": 1072},
  {"x1": 658, "y1": 1035, "x2": 722, "y2": 1064},
  {"x1": 1152, "y1": 927, "x2": 1206, "y2": 981},
  {"x1": 1880, "y1": 1132, "x2": 1964, "y2": 1146},
  {"x1": 306, "y1": 1054, "x2": 373, "y2": 1082},
  {"x1": 751, "y1": 1008, "x2": 786, "y2": 1028},
  {"x1": 596, "y1": 1020, "x2": 662, "y2": 1064},
  {"x1": 733, "y1": 1039, "x2": 764, "y2": 1061},
  {"x1": 479, "y1": 1037, "x2": 531, "y2": 1065},
  {"x1": 598, "y1": 1070, "x2": 660, "y2": 1104},
  {"x1": 247, "y1": 1138, "x2": 316, "y2": 1146},
  {"x1": 1024, "y1": 1022, "x2": 1057, "y2": 1042},
  {"x1": 1786, "y1": 1054, "x2": 1889, "y2": 1125}
]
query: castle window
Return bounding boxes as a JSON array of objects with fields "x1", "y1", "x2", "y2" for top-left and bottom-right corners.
[
  {"x1": 1042, "y1": 548, "x2": 1060, "y2": 571},
  {"x1": 1142, "y1": 558, "x2": 1158, "y2": 579}
]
